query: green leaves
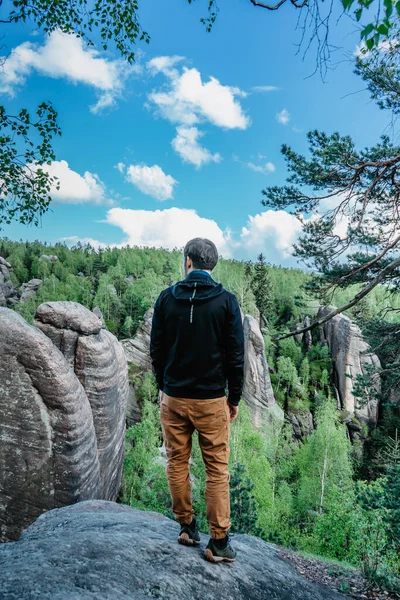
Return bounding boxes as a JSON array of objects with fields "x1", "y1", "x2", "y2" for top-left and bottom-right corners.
[
  {"x1": 0, "y1": 102, "x2": 61, "y2": 228},
  {"x1": 361, "y1": 23, "x2": 374, "y2": 40},
  {"x1": 5, "y1": 0, "x2": 151, "y2": 65},
  {"x1": 342, "y1": 0, "x2": 356, "y2": 9},
  {"x1": 342, "y1": 0, "x2": 397, "y2": 50}
]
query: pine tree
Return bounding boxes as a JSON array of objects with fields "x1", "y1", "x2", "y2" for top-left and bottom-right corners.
[
  {"x1": 230, "y1": 463, "x2": 261, "y2": 536},
  {"x1": 251, "y1": 253, "x2": 274, "y2": 329}
]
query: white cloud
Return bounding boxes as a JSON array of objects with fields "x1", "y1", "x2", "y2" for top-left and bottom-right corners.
[
  {"x1": 147, "y1": 55, "x2": 185, "y2": 76},
  {"x1": 172, "y1": 126, "x2": 221, "y2": 168},
  {"x1": 276, "y1": 108, "x2": 290, "y2": 125},
  {"x1": 60, "y1": 236, "x2": 109, "y2": 250},
  {"x1": 252, "y1": 85, "x2": 279, "y2": 92},
  {"x1": 125, "y1": 164, "x2": 177, "y2": 201},
  {"x1": 240, "y1": 210, "x2": 303, "y2": 259},
  {"x1": 147, "y1": 58, "x2": 250, "y2": 130},
  {"x1": 38, "y1": 160, "x2": 113, "y2": 205},
  {"x1": 64, "y1": 206, "x2": 313, "y2": 264},
  {"x1": 0, "y1": 31, "x2": 136, "y2": 113},
  {"x1": 115, "y1": 162, "x2": 126, "y2": 174},
  {"x1": 246, "y1": 161, "x2": 276, "y2": 174},
  {"x1": 105, "y1": 207, "x2": 232, "y2": 256}
]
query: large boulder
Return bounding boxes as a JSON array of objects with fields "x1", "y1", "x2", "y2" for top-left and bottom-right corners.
[
  {"x1": 0, "y1": 309, "x2": 101, "y2": 542},
  {"x1": 0, "y1": 500, "x2": 349, "y2": 600},
  {"x1": 242, "y1": 314, "x2": 284, "y2": 427},
  {"x1": 0, "y1": 302, "x2": 129, "y2": 542},
  {"x1": 317, "y1": 306, "x2": 381, "y2": 433},
  {"x1": 35, "y1": 301, "x2": 129, "y2": 500}
]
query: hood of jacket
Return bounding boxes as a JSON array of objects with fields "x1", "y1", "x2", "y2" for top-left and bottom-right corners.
[{"x1": 171, "y1": 271, "x2": 224, "y2": 304}]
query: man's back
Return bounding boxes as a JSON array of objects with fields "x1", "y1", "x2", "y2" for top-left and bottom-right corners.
[
  {"x1": 150, "y1": 270, "x2": 244, "y2": 405},
  {"x1": 150, "y1": 237, "x2": 244, "y2": 563}
]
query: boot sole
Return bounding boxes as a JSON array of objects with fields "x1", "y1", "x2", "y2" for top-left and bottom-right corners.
[
  {"x1": 203, "y1": 548, "x2": 236, "y2": 563},
  {"x1": 178, "y1": 532, "x2": 200, "y2": 546}
]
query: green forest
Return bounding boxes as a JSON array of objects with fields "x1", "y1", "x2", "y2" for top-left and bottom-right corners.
[{"x1": 1, "y1": 237, "x2": 399, "y2": 592}]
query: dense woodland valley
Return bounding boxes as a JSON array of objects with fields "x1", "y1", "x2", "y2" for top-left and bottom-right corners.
[{"x1": 1, "y1": 237, "x2": 399, "y2": 592}]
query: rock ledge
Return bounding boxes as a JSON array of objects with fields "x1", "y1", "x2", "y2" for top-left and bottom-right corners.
[{"x1": 0, "y1": 500, "x2": 349, "y2": 600}]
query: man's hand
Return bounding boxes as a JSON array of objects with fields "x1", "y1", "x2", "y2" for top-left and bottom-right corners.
[{"x1": 228, "y1": 402, "x2": 239, "y2": 423}]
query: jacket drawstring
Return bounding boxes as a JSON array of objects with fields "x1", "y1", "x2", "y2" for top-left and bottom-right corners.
[{"x1": 190, "y1": 282, "x2": 197, "y2": 323}]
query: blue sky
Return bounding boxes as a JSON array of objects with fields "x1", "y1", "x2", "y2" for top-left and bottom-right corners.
[{"x1": 0, "y1": 0, "x2": 391, "y2": 265}]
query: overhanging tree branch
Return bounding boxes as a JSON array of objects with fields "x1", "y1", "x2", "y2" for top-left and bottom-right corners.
[{"x1": 276, "y1": 255, "x2": 400, "y2": 341}]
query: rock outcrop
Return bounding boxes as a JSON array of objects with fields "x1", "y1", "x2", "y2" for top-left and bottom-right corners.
[
  {"x1": 0, "y1": 308, "x2": 100, "y2": 542},
  {"x1": 121, "y1": 308, "x2": 154, "y2": 426},
  {"x1": 121, "y1": 308, "x2": 153, "y2": 371},
  {"x1": 35, "y1": 301, "x2": 129, "y2": 501},
  {"x1": 0, "y1": 303, "x2": 129, "y2": 542},
  {"x1": 0, "y1": 256, "x2": 19, "y2": 307},
  {"x1": 0, "y1": 500, "x2": 349, "y2": 600},
  {"x1": 286, "y1": 411, "x2": 314, "y2": 440},
  {"x1": 317, "y1": 306, "x2": 381, "y2": 434},
  {"x1": 293, "y1": 316, "x2": 312, "y2": 352},
  {"x1": 242, "y1": 314, "x2": 284, "y2": 427},
  {"x1": 19, "y1": 278, "x2": 42, "y2": 303},
  {"x1": 303, "y1": 316, "x2": 312, "y2": 352}
]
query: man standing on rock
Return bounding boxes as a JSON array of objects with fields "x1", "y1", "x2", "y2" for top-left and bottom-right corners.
[{"x1": 150, "y1": 238, "x2": 244, "y2": 563}]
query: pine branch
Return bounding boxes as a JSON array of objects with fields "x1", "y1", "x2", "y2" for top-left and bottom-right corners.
[{"x1": 275, "y1": 254, "x2": 400, "y2": 341}]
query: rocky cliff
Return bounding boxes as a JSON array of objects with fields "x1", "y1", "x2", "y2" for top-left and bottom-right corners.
[
  {"x1": 0, "y1": 302, "x2": 129, "y2": 542},
  {"x1": 317, "y1": 306, "x2": 381, "y2": 437},
  {"x1": 242, "y1": 314, "x2": 284, "y2": 427},
  {"x1": 0, "y1": 500, "x2": 349, "y2": 600}
]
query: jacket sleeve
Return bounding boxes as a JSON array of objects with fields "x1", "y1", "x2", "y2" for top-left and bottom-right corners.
[
  {"x1": 224, "y1": 294, "x2": 245, "y2": 406},
  {"x1": 150, "y1": 293, "x2": 166, "y2": 391}
]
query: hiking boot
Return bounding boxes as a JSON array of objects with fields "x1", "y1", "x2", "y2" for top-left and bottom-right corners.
[
  {"x1": 178, "y1": 518, "x2": 200, "y2": 546},
  {"x1": 204, "y1": 535, "x2": 236, "y2": 563}
]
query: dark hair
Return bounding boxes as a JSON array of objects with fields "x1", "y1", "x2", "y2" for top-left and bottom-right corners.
[{"x1": 184, "y1": 238, "x2": 219, "y2": 270}]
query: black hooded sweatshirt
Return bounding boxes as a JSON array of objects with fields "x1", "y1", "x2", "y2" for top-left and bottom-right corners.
[{"x1": 150, "y1": 270, "x2": 244, "y2": 405}]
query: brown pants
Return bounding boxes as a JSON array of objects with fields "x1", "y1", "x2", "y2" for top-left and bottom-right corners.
[{"x1": 160, "y1": 393, "x2": 231, "y2": 539}]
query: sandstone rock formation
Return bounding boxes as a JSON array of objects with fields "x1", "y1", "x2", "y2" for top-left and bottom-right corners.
[
  {"x1": 285, "y1": 411, "x2": 314, "y2": 440},
  {"x1": 35, "y1": 301, "x2": 129, "y2": 500},
  {"x1": 317, "y1": 306, "x2": 381, "y2": 432},
  {"x1": 293, "y1": 316, "x2": 312, "y2": 352},
  {"x1": 121, "y1": 308, "x2": 153, "y2": 371},
  {"x1": 121, "y1": 308, "x2": 153, "y2": 426},
  {"x1": 303, "y1": 316, "x2": 312, "y2": 352},
  {"x1": 0, "y1": 256, "x2": 19, "y2": 307},
  {"x1": 242, "y1": 314, "x2": 284, "y2": 427},
  {"x1": 0, "y1": 308, "x2": 100, "y2": 542},
  {"x1": 0, "y1": 302, "x2": 129, "y2": 542},
  {"x1": 0, "y1": 500, "x2": 349, "y2": 600},
  {"x1": 19, "y1": 278, "x2": 42, "y2": 303}
]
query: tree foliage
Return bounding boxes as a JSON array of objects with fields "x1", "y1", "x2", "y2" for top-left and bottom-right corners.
[
  {"x1": 2, "y1": 0, "x2": 150, "y2": 63},
  {"x1": 0, "y1": 103, "x2": 61, "y2": 226}
]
